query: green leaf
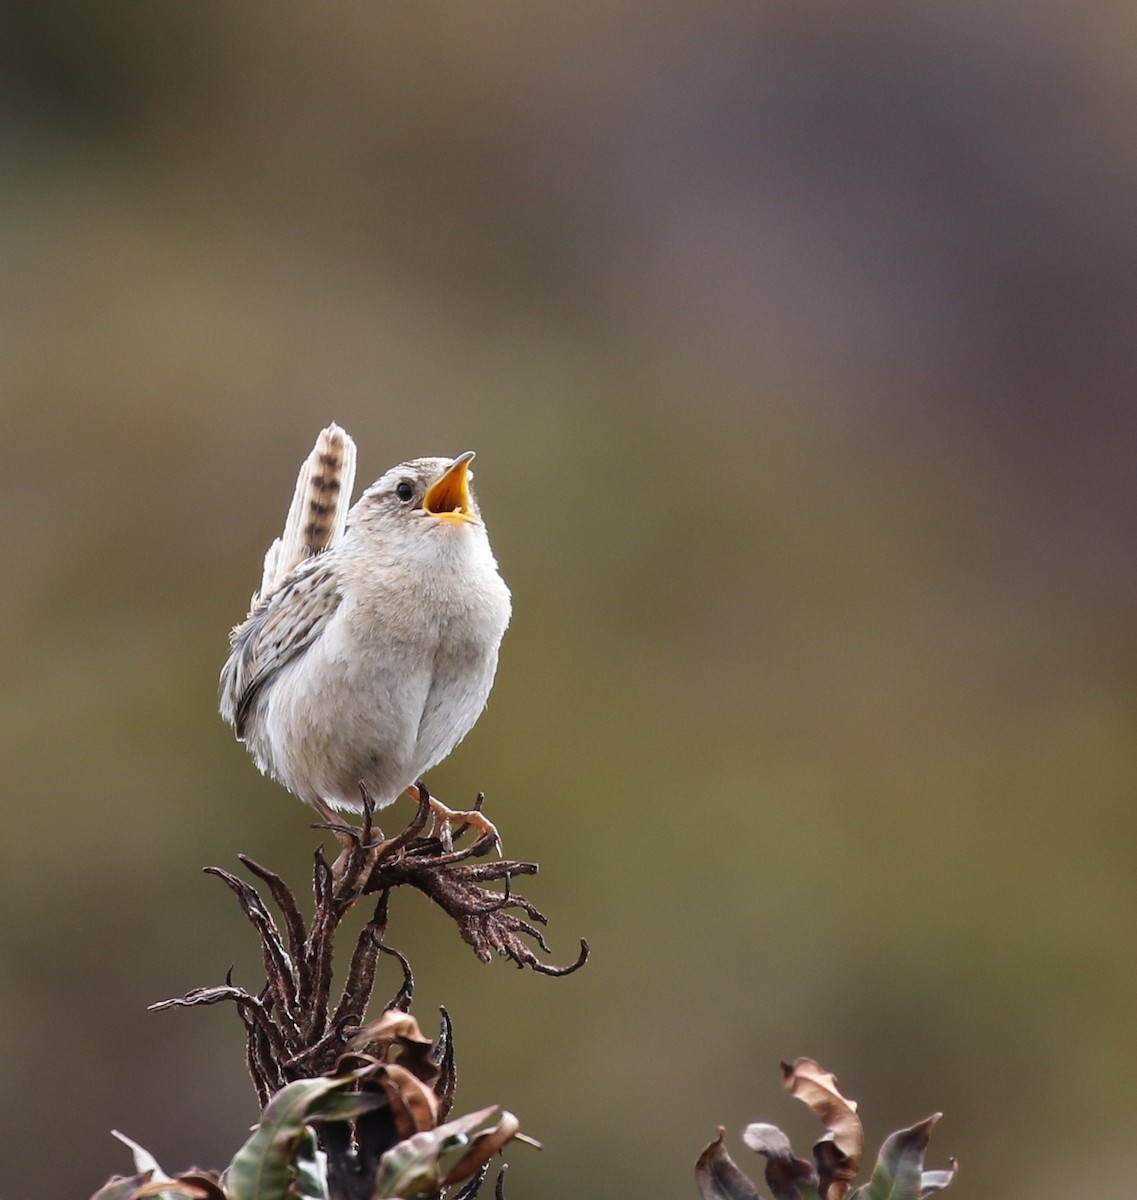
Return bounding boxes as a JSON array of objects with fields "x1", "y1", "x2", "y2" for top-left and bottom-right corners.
[
  {"x1": 851, "y1": 1116, "x2": 941, "y2": 1200},
  {"x1": 306, "y1": 1092, "x2": 387, "y2": 1124},
  {"x1": 291, "y1": 1129, "x2": 329, "y2": 1200},
  {"x1": 226, "y1": 1076, "x2": 361, "y2": 1200}
]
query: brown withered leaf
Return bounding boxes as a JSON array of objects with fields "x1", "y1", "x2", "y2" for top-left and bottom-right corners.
[
  {"x1": 695, "y1": 1127, "x2": 762, "y2": 1200},
  {"x1": 743, "y1": 1122, "x2": 819, "y2": 1200},
  {"x1": 131, "y1": 1179, "x2": 221, "y2": 1199},
  {"x1": 450, "y1": 1162, "x2": 492, "y2": 1200},
  {"x1": 349, "y1": 1009, "x2": 432, "y2": 1048},
  {"x1": 343, "y1": 1010, "x2": 440, "y2": 1087},
  {"x1": 175, "y1": 1172, "x2": 227, "y2": 1200},
  {"x1": 89, "y1": 1175, "x2": 153, "y2": 1200},
  {"x1": 442, "y1": 1109, "x2": 522, "y2": 1186},
  {"x1": 372, "y1": 1061, "x2": 441, "y2": 1138},
  {"x1": 781, "y1": 1059, "x2": 863, "y2": 1200}
]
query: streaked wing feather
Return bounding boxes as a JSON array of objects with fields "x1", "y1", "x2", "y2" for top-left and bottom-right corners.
[{"x1": 220, "y1": 557, "x2": 342, "y2": 738}]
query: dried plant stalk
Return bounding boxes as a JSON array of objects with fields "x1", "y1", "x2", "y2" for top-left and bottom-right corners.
[{"x1": 152, "y1": 784, "x2": 587, "y2": 1102}]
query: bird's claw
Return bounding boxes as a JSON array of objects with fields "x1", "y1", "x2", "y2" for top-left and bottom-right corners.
[{"x1": 426, "y1": 796, "x2": 502, "y2": 856}]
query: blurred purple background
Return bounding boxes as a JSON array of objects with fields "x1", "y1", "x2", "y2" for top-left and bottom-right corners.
[{"x1": 1, "y1": 4, "x2": 1135, "y2": 1198}]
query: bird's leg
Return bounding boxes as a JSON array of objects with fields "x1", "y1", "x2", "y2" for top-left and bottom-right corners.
[
  {"x1": 406, "y1": 782, "x2": 502, "y2": 854},
  {"x1": 310, "y1": 795, "x2": 363, "y2": 882},
  {"x1": 310, "y1": 795, "x2": 342, "y2": 826}
]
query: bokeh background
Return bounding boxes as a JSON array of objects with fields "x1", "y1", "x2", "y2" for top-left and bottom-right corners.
[{"x1": 2, "y1": 3, "x2": 1136, "y2": 1197}]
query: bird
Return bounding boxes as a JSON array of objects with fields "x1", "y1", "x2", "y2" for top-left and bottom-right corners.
[{"x1": 219, "y1": 423, "x2": 512, "y2": 842}]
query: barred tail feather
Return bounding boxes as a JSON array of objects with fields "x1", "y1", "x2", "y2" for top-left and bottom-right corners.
[{"x1": 258, "y1": 423, "x2": 358, "y2": 599}]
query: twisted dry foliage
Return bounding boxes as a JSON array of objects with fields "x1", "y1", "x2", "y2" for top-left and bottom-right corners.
[
  {"x1": 93, "y1": 1012, "x2": 526, "y2": 1200},
  {"x1": 152, "y1": 784, "x2": 587, "y2": 1105},
  {"x1": 695, "y1": 1059, "x2": 956, "y2": 1200}
]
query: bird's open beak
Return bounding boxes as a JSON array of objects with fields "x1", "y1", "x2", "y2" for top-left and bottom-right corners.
[{"x1": 423, "y1": 451, "x2": 477, "y2": 522}]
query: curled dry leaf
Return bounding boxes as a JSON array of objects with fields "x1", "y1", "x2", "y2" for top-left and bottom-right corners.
[
  {"x1": 131, "y1": 1180, "x2": 220, "y2": 1199},
  {"x1": 695, "y1": 1127, "x2": 762, "y2": 1200},
  {"x1": 172, "y1": 1176, "x2": 226, "y2": 1200},
  {"x1": 781, "y1": 1059, "x2": 863, "y2": 1200},
  {"x1": 89, "y1": 1176, "x2": 153, "y2": 1200},
  {"x1": 699, "y1": 1062, "x2": 953, "y2": 1200},
  {"x1": 343, "y1": 1010, "x2": 440, "y2": 1090},
  {"x1": 742, "y1": 1123, "x2": 795, "y2": 1159},
  {"x1": 743, "y1": 1123, "x2": 819, "y2": 1200},
  {"x1": 373, "y1": 1061, "x2": 442, "y2": 1139},
  {"x1": 347, "y1": 1009, "x2": 433, "y2": 1051},
  {"x1": 780, "y1": 1059, "x2": 862, "y2": 1160},
  {"x1": 442, "y1": 1110, "x2": 522, "y2": 1186}
]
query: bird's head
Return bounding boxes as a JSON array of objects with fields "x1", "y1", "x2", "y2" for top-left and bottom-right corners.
[{"x1": 352, "y1": 452, "x2": 483, "y2": 536}]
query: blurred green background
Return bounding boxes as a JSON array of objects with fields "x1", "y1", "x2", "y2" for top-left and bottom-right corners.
[{"x1": 2, "y1": 3, "x2": 1136, "y2": 1197}]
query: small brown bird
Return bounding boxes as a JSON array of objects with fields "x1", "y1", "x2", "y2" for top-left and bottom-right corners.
[{"x1": 219, "y1": 424, "x2": 512, "y2": 837}]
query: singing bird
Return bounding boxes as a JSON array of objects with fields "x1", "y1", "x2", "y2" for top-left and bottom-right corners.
[{"x1": 219, "y1": 424, "x2": 512, "y2": 837}]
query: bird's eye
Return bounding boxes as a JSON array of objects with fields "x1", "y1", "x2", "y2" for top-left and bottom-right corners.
[{"x1": 395, "y1": 480, "x2": 415, "y2": 503}]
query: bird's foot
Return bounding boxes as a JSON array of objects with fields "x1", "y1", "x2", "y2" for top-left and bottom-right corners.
[
  {"x1": 406, "y1": 783, "x2": 502, "y2": 855},
  {"x1": 311, "y1": 794, "x2": 382, "y2": 886}
]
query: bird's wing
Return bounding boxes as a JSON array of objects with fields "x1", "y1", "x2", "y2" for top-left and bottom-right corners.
[
  {"x1": 258, "y1": 423, "x2": 357, "y2": 601},
  {"x1": 220, "y1": 556, "x2": 343, "y2": 738}
]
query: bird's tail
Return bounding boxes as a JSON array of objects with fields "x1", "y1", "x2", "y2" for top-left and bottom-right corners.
[{"x1": 257, "y1": 423, "x2": 358, "y2": 600}]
